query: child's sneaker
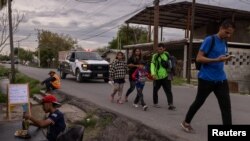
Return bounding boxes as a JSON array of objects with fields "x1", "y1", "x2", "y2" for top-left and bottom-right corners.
[
  {"x1": 133, "y1": 103, "x2": 139, "y2": 108},
  {"x1": 117, "y1": 100, "x2": 123, "y2": 104},
  {"x1": 181, "y1": 121, "x2": 195, "y2": 133},
  {"x1": 143, "y1": 105, "x2": 148, "y2": 111}
]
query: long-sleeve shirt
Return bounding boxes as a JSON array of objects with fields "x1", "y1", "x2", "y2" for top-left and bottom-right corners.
[
  {"x1": 132, "y1": 68, "x2": 149, "y2": 83},
  {"x1": 109, "y1": 59, "x2": 127, "y2": 80},
  {"x1": 150, "y1": 52, "x2": 170, "y2": 80}
]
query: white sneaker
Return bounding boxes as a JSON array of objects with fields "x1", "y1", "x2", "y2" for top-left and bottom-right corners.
[
  {"x1": 133, "y1": 103, "x2": 139, "y2": 108},
  {"x1": 143, "y1": 105, "x2": 148, "y2": 111}
]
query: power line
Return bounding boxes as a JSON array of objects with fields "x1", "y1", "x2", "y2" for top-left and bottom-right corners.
[
  {"x1": 80, "y1": 25, "x2": 119, "y2": 40},
  {"x1": 239, "y1": 0, "x2": 250, "y2": 4},
  {"x1": 79, "y1": 0, "x2": 179, "y2": 41},
  {"x1": 75, "y1": 0, "x2": 107, "y2": 3},
  {"x1": 79, "y1": 1, "x2": 154, "y2": 38}
]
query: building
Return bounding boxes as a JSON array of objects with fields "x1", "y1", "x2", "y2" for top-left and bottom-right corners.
[{"x1": 123, "y1": 1, "x2": 250, "y2": 94}]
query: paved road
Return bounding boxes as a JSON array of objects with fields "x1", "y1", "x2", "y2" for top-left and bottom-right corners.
[
  {"x1": 7, "y1": 65, "x2": 250, "y2": 141},
  {"x1": 0, "y1": 121, "x2": 46, "y2": 141}
]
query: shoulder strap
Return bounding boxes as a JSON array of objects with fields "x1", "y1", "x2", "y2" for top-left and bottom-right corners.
[
  {"x1": 205, "y1": 35, "x2": 215, "y2": 56},
  {"x1": 225, "y1": 41, "x2": 228, "y2": 53}
]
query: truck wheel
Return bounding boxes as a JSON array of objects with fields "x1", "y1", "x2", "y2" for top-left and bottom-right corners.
[
  {"x1": 76, "y1": 69, "x2": 83, "y2": 82},
  {"x1": 60, "y1": 71, "x2": 67, "y2": 79},
  {"x1": 104, "y1": 78, "x2": 109, "y2": 83}
]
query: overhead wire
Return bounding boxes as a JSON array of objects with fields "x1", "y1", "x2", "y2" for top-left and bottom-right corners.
[
  {"x1": 79, "y1": 1, "x2": 154, "y2": 40},
  {"x1": 239, "y1": 0, "x2": 250, "y2": 4},
  {"x1": 79, "y1": 0, "x2": 179, "y2": 40}
]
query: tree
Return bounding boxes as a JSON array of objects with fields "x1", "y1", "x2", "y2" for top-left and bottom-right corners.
[
  {"x1": 0, "y1": 54, "x2": 9, "y2": 60},
  {"x1": 37, "y1": 30, "x2": 77, "y2": 67},
  {"x1": 0, "y1": 0, "x2": 7, "y2": 10},
  {"x1": 0, "y1": 9, "x2": 24, "y2": 53},
  {"x1": 108, "y1": 25, "x2": 149, "y2": 49},
  {"x1": 14, "y1": 47, "x2": 33, "y2": 64}
]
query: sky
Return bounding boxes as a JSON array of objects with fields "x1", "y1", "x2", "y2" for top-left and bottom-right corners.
[{"x1": 1, "y1": 0, "x2": 250, "y2": 54}]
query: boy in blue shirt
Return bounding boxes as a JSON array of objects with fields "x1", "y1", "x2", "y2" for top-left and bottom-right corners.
[{"x1": 181, "y1": 20, "x2": 235, "y2": 133}]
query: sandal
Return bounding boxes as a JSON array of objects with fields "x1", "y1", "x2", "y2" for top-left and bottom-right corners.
[
  {"x1": 181, "y1": 121, "x2": 195, "y2": 133},
  {"x1": 117, "y1": 100, "x2": 123, "y2": 104}
]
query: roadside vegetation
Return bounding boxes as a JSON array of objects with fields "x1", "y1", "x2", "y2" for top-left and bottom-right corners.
[
  {"x1": 172, "y1": 76, "x2": 186, "y2": 85},
  {"x1": 0, "y1": 65, "x2": 41, "y2": 103},
  {"x1": 74, "y1": 110, "x2": 114, "y2": 140}
]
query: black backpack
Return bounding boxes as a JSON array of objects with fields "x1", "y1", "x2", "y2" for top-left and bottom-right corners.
[
  {"x1": 195, "y1": 35, "x2": 228, "y2": 70},
  {"x1": 156, "y1": 52, "x2": 176, "y2": 75}
]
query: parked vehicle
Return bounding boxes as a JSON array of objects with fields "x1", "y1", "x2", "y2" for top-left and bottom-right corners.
[{"x1": 58, "y1": 50, "x2": 109, "y2": 82}]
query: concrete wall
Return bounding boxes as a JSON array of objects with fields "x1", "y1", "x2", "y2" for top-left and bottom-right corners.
[
  {"x1": 225, "y1": 48, "x2": 250, "y2": 94},
  {"x1": 189, "y1": 46, "x2": 250, "y2": 94},
  {"x1": 194, "y1": 21, "x2": 250, "y2": 43}
]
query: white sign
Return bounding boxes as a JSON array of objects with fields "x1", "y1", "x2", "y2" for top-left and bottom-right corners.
[{"x1": 8, "y1": 84, "x2": 29, "y2": 104}]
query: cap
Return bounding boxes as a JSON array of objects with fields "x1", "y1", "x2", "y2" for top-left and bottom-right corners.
[
  {"x1": 42, "y1": 95, "x2": 61, "y2": 105},
  {"x1": 48, "y1": 70, "x2": 56, "y2": 74}
]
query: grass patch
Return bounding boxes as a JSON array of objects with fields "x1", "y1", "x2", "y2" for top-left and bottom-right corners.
[
  {"x1": 15, "y1": 73, "x2": 41, "y2": 97},
  {"x1": 0, "y1": 92, "x2": 7, "y2": 103},
  {"x1": 172, "y1": 76, "x2": 186, "y2": 85},
  {"x1": 75, "y1": 111, "x2": 114, "y2": 140},
  {"x1": 98, "y1": 114, "x2": 113, "y2": 128},
  {"x1": 0, "y1": 66, "x2": 41, "y2": 102},
  {"x1": 0, "y1": 66, "x2": 10, "y2": 77}
]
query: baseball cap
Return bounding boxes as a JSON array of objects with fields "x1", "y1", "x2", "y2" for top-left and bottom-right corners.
[{"x1": 42, "y1": 95, "x2": 61, "y2": 106}]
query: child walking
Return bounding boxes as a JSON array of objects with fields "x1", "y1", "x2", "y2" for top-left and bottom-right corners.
[
  {"x1": 109, "y1": 52, "x2": 127, "y2": 104},
  {"x1": 132, "y1": 61, "x2": 152, "y2": 111}
]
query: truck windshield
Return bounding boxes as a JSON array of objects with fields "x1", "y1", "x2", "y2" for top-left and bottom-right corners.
[{"x1": 75, "y1": 52, "x2": 103, "y2": 60}]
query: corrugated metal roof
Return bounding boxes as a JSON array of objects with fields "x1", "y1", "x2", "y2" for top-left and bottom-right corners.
[{"x1": 125, "y1": 1, "x2": 250, "y2": 29}]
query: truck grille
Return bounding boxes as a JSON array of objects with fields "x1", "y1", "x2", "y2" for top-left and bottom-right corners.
[{"x1": 88, "y1": 65, "x2": 109, "y2": 71}]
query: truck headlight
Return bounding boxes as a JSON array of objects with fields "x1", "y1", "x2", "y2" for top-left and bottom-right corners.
[{"x1": 82, "y1": 64, "x2": 88, "y2": 70}]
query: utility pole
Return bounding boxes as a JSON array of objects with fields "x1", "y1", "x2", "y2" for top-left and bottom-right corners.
[
  {"x1": 17, "y1": 40, "x2": 20, "y2": 71},
  {"x1": 187, "y1": 0, "x2": 196, "y2": 84},
  {"x1": 37, "y1": 30, "x2": 41, "y2": 67},
  {"x1": 38, "y1": 46, "x2": 40, "y2": 67},
  {"x1": 153, "y1": 0, "x2": 159, "y2": 51},
  {"x1": 8, "y1": 0, "x2": 15, "y2": 83}
]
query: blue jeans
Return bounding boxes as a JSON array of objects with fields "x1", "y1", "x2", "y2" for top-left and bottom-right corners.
[{"x1": 134, "y1": 82, "x2": 146, "y2": 106}]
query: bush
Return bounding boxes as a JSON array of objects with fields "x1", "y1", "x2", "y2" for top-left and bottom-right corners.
[
  {"x1": 15, "y1": 73, "x2": 41, "y2": 97},
  {"x1": 0, "y1": 66, "x2": 41, "y2": 101},
  {"x1": 0, "y1": 66, "x2": 10, "y2": 77},
  {"x1": 0, "y1": 92, "x2": 7, "y2": 103}
]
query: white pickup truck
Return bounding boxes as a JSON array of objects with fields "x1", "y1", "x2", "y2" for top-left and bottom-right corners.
[{"x1": 58, "y1": 50, "x2": 109, "y2": 82}]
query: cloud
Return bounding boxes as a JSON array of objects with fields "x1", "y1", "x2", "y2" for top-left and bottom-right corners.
[{"x1": 1, "y1": 0, "x2": 248, "y2": 54}]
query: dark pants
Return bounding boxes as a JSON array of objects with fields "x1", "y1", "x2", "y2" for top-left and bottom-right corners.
[
  {"x1": 134, "y1": 82, "x2": 146, "y2": 106},
  {"x1": 153, "y1": 77, "x2": 173, "y2": 105},
  {"x1": 185, "y1": 78, "x2": 232, "y2": 125},
  {"x1": 44, "y1": 79, "x2": 56, "y2": 92},
  {"x1": 125, "y1": 79, "x2": 136, "y2": 97}
]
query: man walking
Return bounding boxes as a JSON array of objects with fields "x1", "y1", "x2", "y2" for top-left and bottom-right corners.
[
  {"x1": 150, "y1": 43, "x2": 175, "y2": 110},
  {"x1": 181, "y1": 20, "x2": 235, "y2": 133}
]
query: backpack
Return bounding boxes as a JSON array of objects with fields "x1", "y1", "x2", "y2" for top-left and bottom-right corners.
[
  {"x1": 158, "y1": 52, "x2": 176, "y2": 75},
  {"x1": 195, "y1": 35, "x2": 227, "y2": 70}
]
